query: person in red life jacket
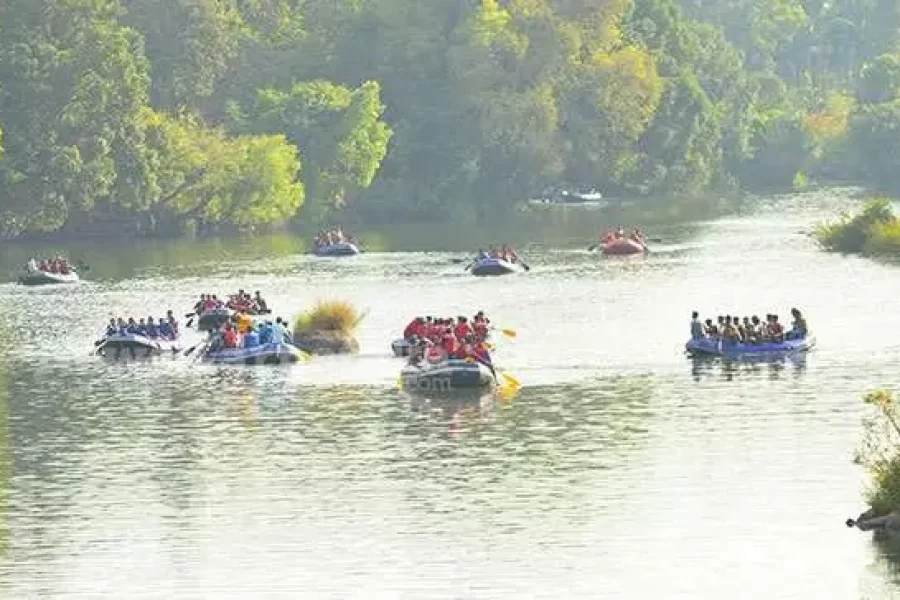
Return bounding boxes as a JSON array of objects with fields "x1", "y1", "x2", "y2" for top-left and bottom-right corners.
[
  {"x1": 441, "y1": 329, "x2": 463, "y2": 359},
  {"x1": 425, "y1": 341, "x2": 446, "y2": 364},
  {"x1": 473, "y1": 313, "x2": 489, "y2": 341},
  {"x1": 404, "y1": 317, "x2": 425, "y2": 339},
  {"x1": 454, "y1": 316, "x2": 473, "y2": 341},
  {"x1": 222, "y1": 323, "x2": 239, "y2": 348}
]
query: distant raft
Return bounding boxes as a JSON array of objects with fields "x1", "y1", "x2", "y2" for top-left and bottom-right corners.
[
  {"x1": 400, "y1": 359, "x2": 496, "y2": 393},
  {"x1": 600, "y1": 238, "x2": 646, "y2": 256},
  {"x1": 685, "y1": 336, "x2": 815, "y2": 358},
  {"x1": 200, "y1": 342, "x2": 305, "y2": 365},
  {"x1": 19, "y1": 270, "x2": 79, "y2": 286},
  {"x1": 314, "y1": 242, "x2": 361, "y2": 257},
  {"x1": 96, "y1": 333, "x2": 181, "y2": 359},
  {"x1": 470, "y1": 257, "x2": 525, "y2": 276}
]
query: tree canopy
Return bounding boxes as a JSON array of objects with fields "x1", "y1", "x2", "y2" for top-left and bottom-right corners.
[{"x1": 0, "y1": 0, "x2": 899, "y2": 237}]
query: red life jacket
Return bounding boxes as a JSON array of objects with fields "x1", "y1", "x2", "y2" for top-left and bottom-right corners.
[
  {"x1": 403, "y1": 320, "x2": 419, "y2": 339},
  {"x1": 454, "y1": 323, "x2": 472, "y2": 340}
]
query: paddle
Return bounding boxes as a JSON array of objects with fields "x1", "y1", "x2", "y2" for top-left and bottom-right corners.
[
  {"x1": 518, "y1": 259, "x2": 531, "y2": 272},
  {"x1": 183, "y1": 341, "x2": 205, "y2": 356},
  {"x1": 499, "y1": 370, "x2": 521, "y2": 388},
  {"x1": 492, "y1": 327, "x2": 517, "y2": 339},
  {"x1": 74, "y1": 259, "x2": 91, "y2": 272}
]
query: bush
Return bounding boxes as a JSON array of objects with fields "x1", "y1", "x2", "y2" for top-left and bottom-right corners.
[
  {"x1": 294, "y1": 300, "x2": 365, "y2": 335},
  {"x1": 855, "y1": 390, "x2": 900, "y2": 515},
  {"x1": 814, "y1": 198, "x2": 898, "y2": 254}
]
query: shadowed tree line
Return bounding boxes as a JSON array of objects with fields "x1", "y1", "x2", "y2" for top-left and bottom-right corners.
[{"x1": 1, "y1": 0, "x2": 900, "y2": 238}]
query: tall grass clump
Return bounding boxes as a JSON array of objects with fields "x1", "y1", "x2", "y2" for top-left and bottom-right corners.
[
  {"x1": 294, "y1": 300, "x2": 365, "y2": 335},
  {"x1": 814, "y1": 198, "x2": 900, "y2": 254},
  {"x1": 855, "y1": 390, "x2": 900, "y2": 516}
]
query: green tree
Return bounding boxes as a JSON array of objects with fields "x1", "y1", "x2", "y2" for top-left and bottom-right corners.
[
  {"x1": 0, "y1": 0, "x2": 150, "y2": 237},
  {"x1": 121, "y1": 0, "x2": 242, "y2": 111},
  {"x1": 233, "y1": 79, "x2": 391, "y2": 216}
]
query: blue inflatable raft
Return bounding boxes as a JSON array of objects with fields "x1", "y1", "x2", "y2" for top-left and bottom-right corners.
[
  {"x1": 400, "y1": 359, "x2": 496, "y2": 392},
  {"x1": 314, "y1": 242, "x2": 360, "y2": 257},
  {"x1": 96, "y1": 333, "x2": 181, "y2": 359},
  {"x1": 469, "y1": 257, "x2": 524, "y2": 276},
  {"x1": 200, "y1": 342, "x2": 305, "y2": 365},
  {"x1": 685, "y1": 336, "x2": 815, "y2": 358}
]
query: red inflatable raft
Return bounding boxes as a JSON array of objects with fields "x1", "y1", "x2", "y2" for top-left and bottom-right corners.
[{"x1": 601, "y1": 238, "x2": 647, "y2": 255}]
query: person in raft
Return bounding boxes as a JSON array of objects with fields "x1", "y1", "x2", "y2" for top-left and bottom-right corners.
[{"x1": 690, "y1": 310, "x2": 808, "y2": 344}]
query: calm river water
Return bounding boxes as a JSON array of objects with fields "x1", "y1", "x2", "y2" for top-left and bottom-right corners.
[{"x1": 0, "y1": 188, "x2": 898, "y2": 598}]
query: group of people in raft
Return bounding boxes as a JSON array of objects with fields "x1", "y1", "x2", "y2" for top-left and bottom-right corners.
[
  {"x1": 689, "y1": 308, "x2": 809, "y2": 344},
  {"x1": 25, "y1": 256, "x2": 74, "y2": 274},
  {"x1": 401, "y1": 312, "x2": 495, "y2": 367},
  {"x1": 475, "y1": 246, "x2": 522, "y2": 263},
  {"x1": 599, "y1": 228, "x2": 646, "y2": 247},
  {"x1": 194, "y1": 290, "x2": 269, "y2": 315},
  {"x1": 205, "y1": 314, "x2": 293, "y2": 351},
  {"x1": 315, "y1": 227, "x2": 358, "y2": 248},
  {"x1": 105, "y1": 312, "x2": 180, "y2": 340}
]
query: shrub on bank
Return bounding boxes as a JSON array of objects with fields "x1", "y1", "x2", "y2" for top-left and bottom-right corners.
[
  {"x1": 294, "y1": 300, "x2": 365, "y2": 335},
  {"x1": 855, "y1": 390, "x2": 900, "y2": 516},
  {"x1": 813, "y1": 198, "x2": 900, "y2": 254}
]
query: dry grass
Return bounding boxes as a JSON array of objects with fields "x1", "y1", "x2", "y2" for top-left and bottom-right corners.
[{"x1": 294, "y1": 300, "x2": 365, "y2": 335}]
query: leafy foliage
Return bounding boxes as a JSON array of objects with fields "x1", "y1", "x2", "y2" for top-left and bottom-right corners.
[
  {"x1": 2, "y1": 0, "x2": 900, "y2": 237},
  {"x1": 813, "y1": 198, "x2": 900, "y2": 254},
  {"x1": 855, "y1": 390, "x2": 900, "y2": 516}
]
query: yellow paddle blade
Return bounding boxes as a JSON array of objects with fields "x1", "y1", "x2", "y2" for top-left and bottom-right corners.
[
  {"x1": 501, "y1": 328, "x2": 517, "y2": 338},
  {"x1": 501, "y1": 371, "x2": 521, "y2": 388},
  {"x1": 397, "y1": 373, "x2": 404, "y2": 390},
  {"x1": 300, "y1": 350, "x2": 312, "y2": 361},
  {"x1": 484, "y1": 342, "x2": 496, "y2": 350}
]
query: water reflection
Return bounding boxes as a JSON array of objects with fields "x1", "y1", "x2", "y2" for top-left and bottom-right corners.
[{"x1": 689, "y1": 353, "x2": 809, "y2": 382}]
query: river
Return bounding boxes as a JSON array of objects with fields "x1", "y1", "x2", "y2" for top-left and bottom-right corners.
[{"x1": 0, "y1": 188, "x2": 898, "y2": 598}]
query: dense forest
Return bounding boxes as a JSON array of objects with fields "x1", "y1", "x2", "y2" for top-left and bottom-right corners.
[{"x1": 1, "y1": 0, "x2": 900, "y2": 238}]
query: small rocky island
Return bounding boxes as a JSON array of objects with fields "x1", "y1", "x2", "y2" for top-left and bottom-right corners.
[{"x1": 292, "y1": 300, "x2": 363, "y2": 355}]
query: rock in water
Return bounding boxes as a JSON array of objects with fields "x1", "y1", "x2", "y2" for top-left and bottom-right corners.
[{"x1": 293, "y1": 330, "x2": 360, "y2": 355}]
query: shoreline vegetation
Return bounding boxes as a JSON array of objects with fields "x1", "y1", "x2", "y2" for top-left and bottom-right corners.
[
  {"x1": 847, "y1": 390, "x2": 900, "y2": 539},
  {"x1": 4, "y1": 2, "x2": 900, "y2": 239},
  {"x1": 813, "y1": 199, "x2": 900, "y2": 255}
]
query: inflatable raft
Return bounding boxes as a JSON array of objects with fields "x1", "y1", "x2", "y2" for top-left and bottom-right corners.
[
  {"x1": 470, "y1": 257, "x2": 524, "y2": 276},
  {"x1": 96, "y1": 333, "x2": 181, "y2": 359},
  {"x1": 314, "y1": 242, "x2": 360, "y2": 257},
  {"x1": 196, "y1": 309, "x2": 232, "y2": 331},
  {"x1": 600, "y1": 238, "x2": 646, "y2": 256},
  {"x1": 19, "y1": 270, "x2": 79, "y2": 286},
  {"x1": 200, "y1": 342, "x2": 305, "y2": 365},
  {"x1": 685, "y1": 336, "x2": 815, "y2": 358},
  {"x1": 400, "y1": 359, "x2": 496, "y2": 393}
]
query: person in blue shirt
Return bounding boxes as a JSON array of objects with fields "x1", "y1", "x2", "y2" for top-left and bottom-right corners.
[
  {"x1": 145, "y1": 317, "x2": 160, "y2": 338},
  {"x1": 105, "y1": 319, "x2": 117, "y2": 337},
  {"x1": 126, "y1": 317, "x2": 140, "y2": 334},
  {"x1": 158, "y1": 318, "x2": 174, "y2": 340},
  {"x1": 275, "y1": 317, "x2": 292, "y2": 342},
  {"x1": 258, "y1": 321, "x2": 273, "y2": 345},
  {"x1": 243, "y1": 326, "x2": 260, "y2": 349},
  {"x1": 269, "y1": 320, "x2": 285, "y2": 345}
]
